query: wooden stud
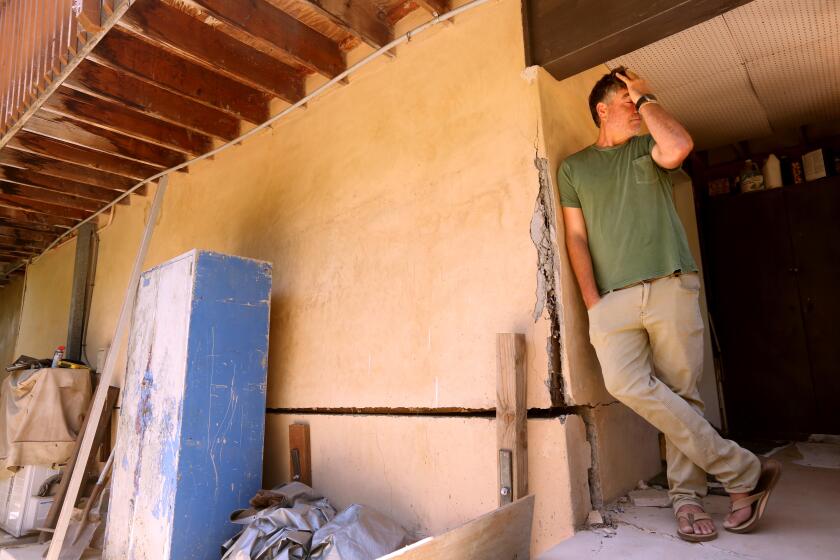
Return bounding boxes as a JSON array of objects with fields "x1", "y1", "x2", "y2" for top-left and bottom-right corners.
[
  {"x1": 65, "y1": 60, "x2": 241, "y2": 141},
  {"x1": 90, "y1": 27, "x2": 271, "y2": 125},
  {"x1": 46, "y1": 176, "x2": 168, "y2": 560},
  {"x1": 496, "y1": 333, "x2": 528, "y2": 505},
  {"x1": 119, "y1": 0, "x2": 306, "y2": 103},
  {"x1": 170, "y1": 0, "x2": 346, "y2": 79},
  {"x1": 289, "y1": 423, "x2": 312, "y2": 487}
]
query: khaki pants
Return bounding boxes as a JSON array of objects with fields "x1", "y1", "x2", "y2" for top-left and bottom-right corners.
[{"x1": 588, "y1": 272, "x2": 760, "y2": 512}]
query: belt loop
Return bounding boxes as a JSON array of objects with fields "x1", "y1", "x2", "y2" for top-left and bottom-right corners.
[{"x1": 641, "y1": 282, "x2": 650, "y2": 309}]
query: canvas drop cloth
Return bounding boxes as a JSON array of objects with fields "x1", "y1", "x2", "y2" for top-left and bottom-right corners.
[{"x1": 0, "y1": 368, "x2": 91, "y2": 476}]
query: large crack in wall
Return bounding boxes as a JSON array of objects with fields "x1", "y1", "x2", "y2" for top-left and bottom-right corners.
[{"x1": 531, "y1": 155, "x2": 564, "y2": 406}]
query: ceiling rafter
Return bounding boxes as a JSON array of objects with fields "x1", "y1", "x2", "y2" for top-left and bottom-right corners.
[
  {"x1": 169, "y1": 0, "x2": 347, "y2": 79},
  {"x1": 0, "y1": 181, "x2": 103, "y2": 213},
  {"x1": 90, "y1": 27, "x2": 271, "y2": 125},
  {"x1": 0, "y1": 166, "x2": 127, "y2": 205},
  {"x1": 287, "y1": 0, "x2": 394, "y2": 52},
  {"x1": 0, "y1": 149, "x2": 137, "y2": 191},
  {"x1": 45, "y1": 87, "x2": 214, "y2": 157},
  {"x1": 118, "y1": 0, "x2": 307, "y2": 102}
]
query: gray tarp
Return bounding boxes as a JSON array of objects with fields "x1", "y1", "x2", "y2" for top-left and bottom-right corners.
[{"x1": 222, "y1": 482, "x2": 410, "y2": 560}]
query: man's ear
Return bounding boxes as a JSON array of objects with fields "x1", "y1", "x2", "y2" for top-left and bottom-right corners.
[{"x1": 597, "y1": 102, "x2": 609, "y2": 125}]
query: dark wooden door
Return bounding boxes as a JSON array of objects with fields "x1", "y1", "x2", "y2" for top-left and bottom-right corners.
[
  {"x1": 784, "y1": 177, "x2": 840, "y2": 433},
  {"x1": 704, "y1": 189, "x2": 817, "y2": 437}
]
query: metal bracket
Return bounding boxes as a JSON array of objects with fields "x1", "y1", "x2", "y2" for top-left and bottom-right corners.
[
  {"x1": 291, "y1": 448, "x2": 302, "y2": 481},
  {"x1": 499, "y1": 449, "x2": 513, "y2": 506}
]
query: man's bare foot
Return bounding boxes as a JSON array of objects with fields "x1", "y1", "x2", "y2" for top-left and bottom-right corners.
[
  {"x1": 724, "y1": 492, "x2": 752, "y2": 528},
  {"x1": 677, "y1": 504, "x2": 716, "y2": 536}
]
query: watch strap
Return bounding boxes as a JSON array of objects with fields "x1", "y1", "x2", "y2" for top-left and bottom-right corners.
[{"x1": 636, "y1": 94, "x2": 658, "y2": 111}]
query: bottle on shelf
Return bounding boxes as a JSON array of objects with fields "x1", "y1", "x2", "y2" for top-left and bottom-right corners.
[
  {"x1": 51, "y1": 346, "x2": 65, "y2": 368},
  {"x1": 763, "y1": 154, "x2": 783, "y2": 189},
  {"x1": 740, "y1": 159, "x2": 765, "y2": 193}
]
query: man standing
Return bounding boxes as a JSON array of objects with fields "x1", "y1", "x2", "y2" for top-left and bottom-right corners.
[{"x1": 558, "y1": 68, "x2": 780, "y2": 542}]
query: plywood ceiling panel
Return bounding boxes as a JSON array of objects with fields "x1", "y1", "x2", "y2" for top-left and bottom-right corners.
[
  {"x1": 655, "y1": 65, "x2": 772, "y2": 149},
  {"x1": 722, "y1": 0, "x2": 840, "y2": 61},
  {"x1": 747, "y1": 33, "x2": 840, "y2": 129},
  {"x1": 602, "y1": 0, "x2": 840, "y2": 150}
]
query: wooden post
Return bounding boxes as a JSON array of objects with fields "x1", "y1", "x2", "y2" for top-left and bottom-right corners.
[
  {"x1": 289, "y1": 423, "x2": 312, "y2": 487},
  {"x1": 496, "y1": 333, "x2": 527, "y2": 506},
  {"x1": 46, "y1": 176, "x2": 168, "y2": 560}
]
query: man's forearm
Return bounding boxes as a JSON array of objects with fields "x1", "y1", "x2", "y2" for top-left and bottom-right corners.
[
  {"x1": 566, "y1": 234, "x2": 601, "y2": 309},
  {"x1": 640, "y1": 102, "x2": 693, "y2": 163}
]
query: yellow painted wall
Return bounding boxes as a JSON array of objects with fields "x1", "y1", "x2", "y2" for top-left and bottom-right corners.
[
  {"x1": 14, "y1": 238, "x2": 75, "y2": 359},
  {"x1": 11, "y1": 0, "x2": 590, "y2": 552},
  {"x1": 0, "y1": 275, "x2": 25, "y2": 369}
]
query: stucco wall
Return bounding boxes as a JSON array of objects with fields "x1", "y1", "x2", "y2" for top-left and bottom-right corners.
[
  {"x1": 0, "y1": 274, "x2": 25, "y2": 369},
  {"x1": 14, "y1": 238, "x2": 75, "y2": 359},
  {"x1": 12, "y1": 0, "x2": 589, "y2": 553}
]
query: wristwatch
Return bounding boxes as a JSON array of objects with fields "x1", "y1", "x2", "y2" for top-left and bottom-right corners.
[{"x1": 635, "y1": 94, "x2": 659, "y2": 111}]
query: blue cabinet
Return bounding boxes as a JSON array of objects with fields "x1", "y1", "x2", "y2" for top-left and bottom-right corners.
[{"x1": 105, "y1": 250, "x2": 272, "y2": 559}]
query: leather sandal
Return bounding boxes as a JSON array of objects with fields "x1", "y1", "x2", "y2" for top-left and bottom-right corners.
[
  {"x1": 725, "y1": 458, "x2": 782, "y2": 534},
  {"x1": 676, "y1": 509, "x2": 718, "y2": 542}
]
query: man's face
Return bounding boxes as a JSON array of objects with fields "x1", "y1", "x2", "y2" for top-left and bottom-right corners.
[{"x1": 599, "y1": 87, "x2": 641, "y2": 135}]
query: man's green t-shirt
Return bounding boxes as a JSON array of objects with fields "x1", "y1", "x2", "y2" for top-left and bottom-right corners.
[{"x1": 558, "y1": 134, "x2": 697, "y2": 294}]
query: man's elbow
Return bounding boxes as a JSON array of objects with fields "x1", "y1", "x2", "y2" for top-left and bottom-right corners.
[{"x1": 661, "y1": 137, "x2": 694, "y2": 168}]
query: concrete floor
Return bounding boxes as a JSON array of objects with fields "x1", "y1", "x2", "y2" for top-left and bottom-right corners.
[{"x1": 539, "y1": 441, "x2": 840, "y2": 560}]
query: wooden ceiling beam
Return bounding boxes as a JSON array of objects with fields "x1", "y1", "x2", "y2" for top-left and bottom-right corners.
[
  {"x1": 0, "y1": 225, "x2": 52, "y2": 245},
  {"x1": 0, "y1": 181, "x2": 102, "y2": 213},
  {"x1": 120, "y1": 0, "x2": 306, "y2": 103},
  {"x1": 286, "y1": 0, "x2": 394, "y2": 52},
  {"x1": 414, "y1": 0, "x2": 449, "y2": 16},
  {"x1": 0, "y1": 166, "x2": 125, "y2": 204},
  {"x1": 65, "y1": 60, "x2": 241, "y2": 141},
  {"x1": 25, "y1": 112, "x2": 186, "y2": 171},
  {"x1": 90, "y1": 27, "x2": 271, "y2": 125},
  {"x1": 0, "y1": 243, "x2": 40, "y2": 257},
  {"x1": 0, "y1": 207, "x2": 76, "y2": 229},
  {"x1": 45, "y1": 87, "x2": 213, "y2": 157},
  {"x1": 0, "y1": 194, "x2": 92, "y2": 221},
  {"x1": 172, "y1": 0, "x2": 346, "y2": 79},
  {"x1": 8, "y1": 131, "x2": 159, "y2": 180},
  {"x1": 0, "y1": 150, "x2": 136, "y2": 192},
  {"x1": 0, "y1": 219, "x2": 66, "y2": 236}
]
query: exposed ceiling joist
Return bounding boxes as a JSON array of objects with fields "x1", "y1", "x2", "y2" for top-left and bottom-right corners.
[
  {"x1": 0, "y1": 181, "x2": 103, "y2": 213},
  {"x1": 119, "y1": 0, "x2": 306, "y2": 102},
  {"x1": 0, "y1": 206, "x2": 76, "y2": 229},
  {"x1": 171, "y1": 0, "x2": 347, "y2": 79},
  {"x1": 287, "y1": 0, "x2": 394, "y2": 52},
  {"x1": 9, "y1": 130, "x2": 161, "y2": 180},
  {"x1": 90, "y1": 27, "x2": 271, "y2": 125},
  {"x1": 0, "y1": 194, "x2": 92, "y2": 221},
  {"x1": 65, "y1": 60, "x2": 242, "y2": 141},
  {"x1": 24, "y1": 112, "x2": 185, "y2": 170},
  {"x1": 45, "y1": 87, "x2": 214, "y2": 157},
  {"x1": 0, "y1": 150, "x2": 137, "y2": 191},
  {"x1": 0, "y1": 166, "x2": 125, "y2": 205}
]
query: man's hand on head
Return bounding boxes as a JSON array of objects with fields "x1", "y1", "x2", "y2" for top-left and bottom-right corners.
[{"x1": 614, "y1": 69, "x2": 653, "y2": 105}]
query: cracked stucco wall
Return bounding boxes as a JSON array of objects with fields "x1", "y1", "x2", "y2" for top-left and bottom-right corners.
[
  {"x1": 12, "y1": 0, "x2": 593, "y2": 555},
  {"x1": 532, "y1": 64, "x2": 663, "y2": 512}
]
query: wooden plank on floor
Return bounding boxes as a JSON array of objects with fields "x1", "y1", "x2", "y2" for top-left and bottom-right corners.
[
  {"x1": 379, "y1": 495, "x2": 535, "y2": 560},
  {"x1": 496, "y1": 333, "x2": 528, "y2": 505}
]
